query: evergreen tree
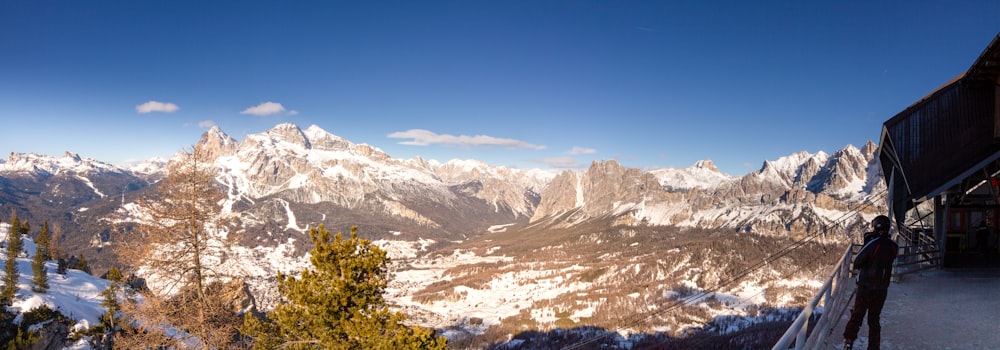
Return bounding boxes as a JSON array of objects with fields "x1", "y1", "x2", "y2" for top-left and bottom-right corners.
[
  {"x1": 75, "y1": 255, "x2": 91, "y2": 274},
  {"x1": 242, "y1": 225, "x2": 446, "y2": 349},
  {"x1": 2, "y1": 214, "x2": 24, "y2": 303},
  {"x1": 31, "y1": 243, "x2": 48, "y2": 293},
  {"x1": 0, "y1": 307, "x2": 13, "y2": 347},
  {"x1": 101, "y1": 266, "x2": 123, "y2": 329},
  {"x1": 35, "y1": 221, "x2": 51, "y2": 261},
  {"x1": 0, "y1": 219, "x2": 14, "y2": 346},
  {"x1": 5, "y1": 328, "x2": 39, "y2": 349},
  {"x1": 7, "y1": 215, "x2": 23, "y2": 256}
]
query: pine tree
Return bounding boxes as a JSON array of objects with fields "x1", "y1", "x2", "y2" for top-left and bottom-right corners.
[
  {"x1": 0, "y1": 306, "x2": 13, "y2": 347},
  {"x1": 35, "y1": 221, "x2": 51, "y2": 261},
  {"x1": 2, "y1": 214, "x2": 24, "y2": 303},
  {"x1": 31, "y1": 243, "x2": 48, "y2": 293},
  {"x1": 7, "y1": 215, "x2": 23, "y2": 256},
  {"x1": 75, "y1": 255, "x2": 91, "y2": 274},
  {"x1": 6, "y1": 328, "x2": 39, "y2": 349},
  {"x1": 242, "y1": 225, "x2": 446, "y2": 349},
  {"x1": 101, "y1": 266, "x2": 123, "y2": 330},
  {"x1": 0, "y1": 218, "x2": 15, "y2": 346}
]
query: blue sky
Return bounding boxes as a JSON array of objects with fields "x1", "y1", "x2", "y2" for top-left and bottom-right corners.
[{"x1": 1, "y1": 1, "x2": 997, "y2": 175}]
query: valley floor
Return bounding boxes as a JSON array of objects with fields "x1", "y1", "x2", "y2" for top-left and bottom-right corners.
[{"x1": 823, "y1": 268, "x2": 1000, "y2": 350}]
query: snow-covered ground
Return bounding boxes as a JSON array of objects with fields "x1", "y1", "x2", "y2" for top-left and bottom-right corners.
[
  {"x1": 1, "y1": 219, "x2": 828, "y2": 349},
  {"x1": 1, "y1": 224, "x2": 106, "y2": 349},
  {"x1": 369, "y1": 237, "x2": 823, "y2": 341}
]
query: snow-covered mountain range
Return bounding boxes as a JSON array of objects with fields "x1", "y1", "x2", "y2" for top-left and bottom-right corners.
[
  {"x1": 1, "y1": 122, "x2": 884, "y2": 247},
  {"x1": 0, "y1": 123, "x2": 887, "y2": 348}
]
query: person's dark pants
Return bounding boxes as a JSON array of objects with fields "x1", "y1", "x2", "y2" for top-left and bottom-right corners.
[
  {"x1": 844, "y1": 285, "x2": 889, "y2": 350},
  {"x1": 979, "y1": 231, "x2": 990, "y2": 255}
]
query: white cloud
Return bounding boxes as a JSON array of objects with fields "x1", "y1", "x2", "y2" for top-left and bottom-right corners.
[
  {"x1": 287, "y1": 110, "x2": 299, "y2": 116},
  {"x1": 136, "y1": 101, "x2": 179, "y2": 114},
  {"x1": 241, "y1": 102, "x2": 286, "y2": 116},
  {"x1": 198, "y1": 120, "x2": 216, "y2": 128},
  {"x1": 567, "y1": 146, "x2": 597, "y2": 155},
  {"x1": 387, "y1": 129, "x2": 545, "y2": 150},
  {"x1": 529, "y1": 157, "x2": 584, "y2": 169}
]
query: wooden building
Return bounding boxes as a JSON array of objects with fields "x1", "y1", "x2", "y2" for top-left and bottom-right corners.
[{"x1": 878, "y1": 32, "x2": 1000, "y2": 267}]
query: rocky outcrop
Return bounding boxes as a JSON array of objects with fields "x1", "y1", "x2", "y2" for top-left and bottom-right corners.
[
  {"x1": 198, "y1": 126, "x2": 237, "y2": 161},
  {"x1": 432, "y1": 159, "x2": 552, "y2": 218},
  {"x1": 528, "y1": 144, "x2": 884, "y2": 238}
]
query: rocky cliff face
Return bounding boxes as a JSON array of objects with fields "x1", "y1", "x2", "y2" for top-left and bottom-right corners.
[{"x1": 530, "y1": 140, "x2": 885, "y2": 239}]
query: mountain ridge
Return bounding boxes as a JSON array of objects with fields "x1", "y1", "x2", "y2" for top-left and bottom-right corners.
[
  {"x1": 1, "y1": 123, "x2": 884, "y2": 270},
  {"x1": 0, "y1": 122, "x2": 887, "y2": 348}
]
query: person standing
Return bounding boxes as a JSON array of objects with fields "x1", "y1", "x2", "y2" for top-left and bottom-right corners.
[
  {"x1": 844, "y1": 215, "x2": 898, "y2": 350},
  {"x1": 976, "y1": 220, "x2": 991, "y2": 256}
]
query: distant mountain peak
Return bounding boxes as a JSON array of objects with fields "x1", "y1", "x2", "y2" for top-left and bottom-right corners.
[
  {"x1": 303, "y1": 124, "x2": 337, "y2": 138},
  {"x1": 198, "y1": 126, "x2": 237, "y2": 160},
  {"x1": 271, "y1": 122, "x2": 301, "y2": 131},
  {"x1": 302, "y1": 124, "x2": 354, "y2": 151},
  {"x1": 691, "y1": 159, "x2": 719, "y2": 172},
  {"x1": 861, "y1": 140, "x2": 877, "y2": 154},
  {"x1": 588, "y1": 159, "x2": 624, "y2": 173},
  {"x1": 63, "y1": 151, "x2": 81, "y2": 161},
  {"x1": 260, "y1": 123, "x2": 310, "y2": 149},
  {"x1": 204, "y1": 125, "x2": 231, "y2": 140},
  {"x1": 836, "y1": 144, "x2": 860, "y2": 155},
  {"x1": 200, "y1": 126, "x2": 233, "y2": 143}
]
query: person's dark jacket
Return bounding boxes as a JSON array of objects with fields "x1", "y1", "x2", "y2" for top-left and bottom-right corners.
[{"x1": 854, "y1": 233, "x2": 898, "y2": 290}]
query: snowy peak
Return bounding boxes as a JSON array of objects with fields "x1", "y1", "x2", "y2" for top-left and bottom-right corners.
[
  {"x1": 533, "y1": 160, "x2": 663, "y2": 222},
  {"x1": 195, "y1": 123, "x2": 549, "y2": 237},
  {"x1": 861, "y1": 140, "x2": 877, "y2": 161},
  {"x1": 759, "y1": 151, "x2": 825, "y2": 180},
  {"x1": 204, "y1": 125, "x2": 232, "y2": 142},
  {"x1": 264, "y1": 122, "x2": 311, "y2": 149},
  {"x1": 691, "y1": 159, "x2": 720, "y2": 172},
  {"x1": 127, "y1": 157, "x2": 169, "y2": 176},
  {"x1": 1, "y1": 151, "x2": 120, "y2": 176},
  {"x1": 0, "y1": 151, "x2": 149, "y2": 219},
  {"x1": 650, "y1": 159, "x2": 735, "y2": 192},
  {"x1": 63, "y1": 151, "x2": 82, "y2": 162},
  {"x1": 747, "y1": 144, "x2": 876, "y2": 198},
  {"x1": 198, "y1": 126, "x2": 238, "y2": 160},
  {"x1": 530, "y1": 143, "x2": 883, "y2": 236},
  {"x1": 807, "y1": 144, "x2": 874, "y2": 198},
  {"x1": 302, "y1": 124, "x2": 350, "y2": 150},
  {"x1": 234, "y1": 123, "x2": 389, "y2": 161}
]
